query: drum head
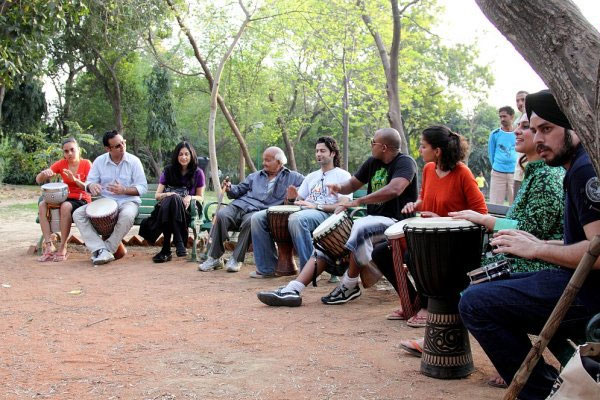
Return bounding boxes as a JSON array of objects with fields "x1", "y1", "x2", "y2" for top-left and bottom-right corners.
[
  {"x1": 403, "y1": 217, "x2": 476, "y2": 229},
  {"x1": 86, "y1": 198, "x2": 118, "y2": 217},
  {"x1": 41, "y1": 182, "x2": 68, "y2": 191},
  {"x1": 313, "y1": 212, "x2": 347, "y2": 239},
  {"x1": 384, "y1": 218, "x2": 418, "y2": 239},
  {"x1": 267, "y1": 205, "x2": 301, "y2": 213}
]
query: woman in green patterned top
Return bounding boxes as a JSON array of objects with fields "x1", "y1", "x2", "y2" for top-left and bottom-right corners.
[{"x1": 449, "y1": 112, "x2": 565, "y2": 273}]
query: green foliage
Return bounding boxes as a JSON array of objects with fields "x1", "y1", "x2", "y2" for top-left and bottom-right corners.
[
  {"x1": 145, "y1": 65, "x2": 178, "y2": 160},
  {"x1": 0, "y1": 0, "x2": 88, "y2": 88},
  {"x1": 0, "y1": 132, "x2": 49, "y2": 184},
  {"x1": 1, "y1": 78, "x2": 47, "y2": 134}
]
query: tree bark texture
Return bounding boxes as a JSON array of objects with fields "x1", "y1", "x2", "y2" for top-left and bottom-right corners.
[
  {"x1": 475, "y1": 0, "x2": 600, "y2": 175},
  {"x1": 206, "y1": 0, "x2": 251, "y2": 194},
  {"x1": 359, "y1": 0, "x2": 415, "y2": 154},
  {"x1": 165, "y1": 0, "x2": 257, "y2": 174},
  {"x1": 269, "y1": 91, "x2": 297, "y2": 171},
  {"x1": 0, "y1": 84, "x2": 5, "y2": 124}
]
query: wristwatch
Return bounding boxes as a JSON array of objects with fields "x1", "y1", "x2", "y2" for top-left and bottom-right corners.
[{"x1": 317, "y1": 204, "x2": 324, "y2": 211}]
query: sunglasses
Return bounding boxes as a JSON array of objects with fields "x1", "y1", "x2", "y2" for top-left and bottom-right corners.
[{"x1": 109, "y1": 139, "x2": 126, "y2": 150}]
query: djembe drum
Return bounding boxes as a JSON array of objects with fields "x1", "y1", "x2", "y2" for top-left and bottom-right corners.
[
  {"x1": 403, "y1": 217, "x2": 485, "y2": 379},
  {"x1": 312, "y1": 212, "x2": 353, "y2": 276},
  {"x1": 41, "y1": 183, "x2": 69, "y2": 233},
  {"x1": 267, "y1": 205, "x2": 301, "y2": 276},
  {"x1": 86, "y1": 198, "x2": 119, "y2": 237},
  {"x1": 384, "y1": 219, "x2": 421, "y2": 320}
]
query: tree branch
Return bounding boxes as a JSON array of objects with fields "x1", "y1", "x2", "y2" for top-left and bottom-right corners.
[{"x1": 146, "y1": 32, "x2": 204, "y2": 77}]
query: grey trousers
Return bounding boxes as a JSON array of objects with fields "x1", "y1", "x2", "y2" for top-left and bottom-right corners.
[
  {"x1": 209, "y1": 204, "x2": 255, "y2": 262},
  {"x1": 73, "y1": 201, "x2": 139, "y2": 254}
]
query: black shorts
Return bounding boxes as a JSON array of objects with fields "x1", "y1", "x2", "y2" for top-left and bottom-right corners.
[{"x1": 65, "y1": 199, "x2": 87, "y2": 215}]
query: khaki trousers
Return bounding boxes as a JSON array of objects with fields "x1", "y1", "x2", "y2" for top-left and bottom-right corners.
[{"x1": 489, "y1": 170, "x2": 514, "y2": 205}]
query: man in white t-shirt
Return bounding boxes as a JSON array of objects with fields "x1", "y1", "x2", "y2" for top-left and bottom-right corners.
[{"x1": 249, "y1": 137, "x2": 352, "y2": 278}]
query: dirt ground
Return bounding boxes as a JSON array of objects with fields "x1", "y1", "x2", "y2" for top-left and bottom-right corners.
[{"x1": 0, "y1": 184, "x2": 503, "y2": 399}]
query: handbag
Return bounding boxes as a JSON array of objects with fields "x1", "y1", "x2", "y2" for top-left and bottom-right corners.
[
  {"x1": 546, "y1": 343, "x2": 600, "y2": 399},
  {"x1": 164, "y1": 185, "x2": 188, "y2": 198}
]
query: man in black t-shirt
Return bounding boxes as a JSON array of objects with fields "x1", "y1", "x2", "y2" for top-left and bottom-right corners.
[
  {"x1": 459, "y1": 90, "x2": 600, "y2": 400},
  {"x1": 257, "y1": 128, "x2": 417, "y2": 307}
]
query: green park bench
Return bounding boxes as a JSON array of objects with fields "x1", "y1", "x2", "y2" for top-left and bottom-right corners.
[{"x1": 35, "y1": 183, "x2": 205, "y2": 261}]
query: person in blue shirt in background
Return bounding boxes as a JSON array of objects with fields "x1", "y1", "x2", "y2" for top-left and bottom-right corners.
[{"x1": 488, "y1": 106, "x2": 517, "y2": 205}]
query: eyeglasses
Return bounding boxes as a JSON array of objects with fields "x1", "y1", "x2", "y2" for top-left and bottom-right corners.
[
  {"x1": 370, "y1": 139, "x2": 385, "y2": 147},
  {"x1": 109, "y1": 140, "x2": 126, "y2": 150}
]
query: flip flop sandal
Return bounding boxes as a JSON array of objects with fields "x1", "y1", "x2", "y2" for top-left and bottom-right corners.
[
  {"x1": 386, "y1": 309, "x2": 407, "y2": 320},
  {"x1": 407, "y1": 314, "x2": 427, "y2": 328},
  {"x1": 38, "y1": 247, "x2": 55, "y2": 262},
  {"x1": 400, "y1": 339, "x2": 423, "y2": 358},
  {"x1": 487, "y1": 376, "x2": 508, "y2": 388},
  {"x1": 53, "y1": 252, "x2": 69, "y2": 262}
]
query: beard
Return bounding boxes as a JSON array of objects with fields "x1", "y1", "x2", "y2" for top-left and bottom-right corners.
[{"x1": 538, "y1": 129, "x2": 577, "y2": 167}]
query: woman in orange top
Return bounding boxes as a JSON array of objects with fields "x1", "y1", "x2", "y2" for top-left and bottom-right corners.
[
  {"x1": 36, "y1": 138, "x2": 92, "y2": 262},
  {"x1": 387, "y1": 125, "x2": 487, "y2": 326}
]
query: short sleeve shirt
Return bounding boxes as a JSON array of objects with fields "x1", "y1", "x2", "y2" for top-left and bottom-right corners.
[
  {"x1": 50, "y1": 159, "x2": 92, "y2": 203},
  {"x1": 564, "y1": 144, "x2": 600, "y2": 244},
  {"x1": 159, "y1": 167, "x2": 206, "y2": 195},
  {"x1": 297, "y1": 167, "x2": 352, "y2": 205},
  {"x1": 353, "y1": 153, "x2": 418, "y2": 219}
]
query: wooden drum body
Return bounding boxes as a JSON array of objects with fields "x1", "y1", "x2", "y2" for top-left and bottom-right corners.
[
  {"x1": 312, "y1": 212, "x2": 353, "y2": 276},
  {"x1": 403, "y1": 217, "x2": 484, "y2": 379},
  {"x1": 267, "y1": 205, "x2": 301, "y2": 276},
  {"x1": 385, "y1": 219, "x2": 420, "y2": 320},
  {"x1": 86, "y1": 198, "x2": 119, "y2": 237}
]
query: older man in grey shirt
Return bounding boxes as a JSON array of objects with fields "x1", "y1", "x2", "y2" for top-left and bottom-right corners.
[
  {"x1": 73, "y1": 130, "x2": 148, "y2": 265},
  {"x1": 199, "y1": 147, "x2": 304, "y2": 272}
]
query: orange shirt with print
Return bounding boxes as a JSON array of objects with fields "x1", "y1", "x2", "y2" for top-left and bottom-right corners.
[
  {"x1": 419, "y1": 162, "x2": 487, "y2": 217},
  {"x1": 50, "y1": 159, "x2": 92, "y2": 203}
]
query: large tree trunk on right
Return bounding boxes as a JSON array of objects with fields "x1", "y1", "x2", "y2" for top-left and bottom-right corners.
[
  {"x1": 0, "y1": 84, "x2": 5, "y2": 125},
  {"x1": 475, "y1": 0, "x2": 600, "y2": 178}
]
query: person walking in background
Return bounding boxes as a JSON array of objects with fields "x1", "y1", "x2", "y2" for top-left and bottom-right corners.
[
  {"x1": 475, "y1": 171, "x2": 487, "y2": 196},
  {"x1": 513, "y1": 90, "x2": 529, "y2": 195},
  {"x1": 488, "y1": 106, "x2": 517, "y2": 205}
]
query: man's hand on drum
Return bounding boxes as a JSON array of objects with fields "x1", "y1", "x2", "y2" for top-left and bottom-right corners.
[
  {"x1": 88, "y1": 183, "x2": 102, "y2": 196},
  {"x1": 326, "y1": 183, "x2": 341, "y2": 195},
  {"x1": 334, "y1": 198, "x2": 361, "y2": 214},
  {"x1": 294, "y1": 199, "x2": 315, "y2": 208},
  {"x1": 490, "y1": 229, "x2": 539, "y2": 259},
  {"x1": 41, "y1": 168, "x2": 54, "y2": 180},
  {"x1": 107, "y1": 181, "x2": 126, "y2": 195}
]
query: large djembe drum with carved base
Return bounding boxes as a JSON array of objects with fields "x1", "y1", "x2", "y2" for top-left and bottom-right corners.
[
  {"x1": 403, "y1": 217, "x2": 485, "y2": 379},
  {"x1": 267, "y1": 205, "x2": 301, "y2": 276}
]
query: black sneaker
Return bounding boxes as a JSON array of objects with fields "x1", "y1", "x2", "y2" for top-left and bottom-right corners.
[
  {"x1": 152, "y1": 251, "x2": 172, "y2": 263},
  {"x1": 257, "y1": 288, "x2": 302, "y2": 307},
  {"x1": 321, "y1": 284, "x2": 361, "y2": 305}
]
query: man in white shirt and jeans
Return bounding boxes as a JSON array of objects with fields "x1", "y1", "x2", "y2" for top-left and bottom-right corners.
[
  {"x1": 73, "y1": 130, "x2": 148, "y2": 265},
  {"x1": 250, "y1": 136, "x2": 352, "y2": 278}
]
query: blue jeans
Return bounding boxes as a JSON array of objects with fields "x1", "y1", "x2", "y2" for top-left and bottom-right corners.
[
  {"x1": 459, "y1": 268, "x2": 600, "y2": 400},
  {"x1": 251, "y1": 209, "x2": 328, "y2": 275}
]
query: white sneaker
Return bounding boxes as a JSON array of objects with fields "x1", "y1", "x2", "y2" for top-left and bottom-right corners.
[
  {"x1": 198, "y1": 256, "x2": 224, "y2": 272},
  {"x1": 92, "y1": 249, "x2": 115, "y2": 265},
  {"x1": 225, "y1": 258, "x2": 242, "y2": 272}
]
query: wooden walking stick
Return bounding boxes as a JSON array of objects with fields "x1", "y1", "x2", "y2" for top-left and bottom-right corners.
[
  {"x1": 201, "y1": 176, "x2": 230, "y2": 260},
  {"x1": 503, "y1": 235, "x2": 600, "y2": 400}
]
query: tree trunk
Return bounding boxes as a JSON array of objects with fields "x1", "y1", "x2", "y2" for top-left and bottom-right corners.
[
  {"x1": 0, "y1": 84, "x2": 5, "y2": 125},
  {"x1": 342, "y1": 47, "x2": 351, "y2": 170},
  {"x1": 474, "y1": 0, "x2": 600, "y2": 176},
  {"x1": 165, "y1": 0, "x2": 257, "y2": 173},
  {"x1": 359, "y1": 0, "x2": 416, "y2": 154},
  {"x1": 239, "y1": 148, "x2": 246, "y2": 181},
  {"x1": 206, "y1": 1, "x2": 252, "y2": 194},
  {"x1": 62, "y1": 64, "x2": 78, "y2": 136},
  {"x1": 269, "y1": 92, "x2": 297, "y2": 171}
]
